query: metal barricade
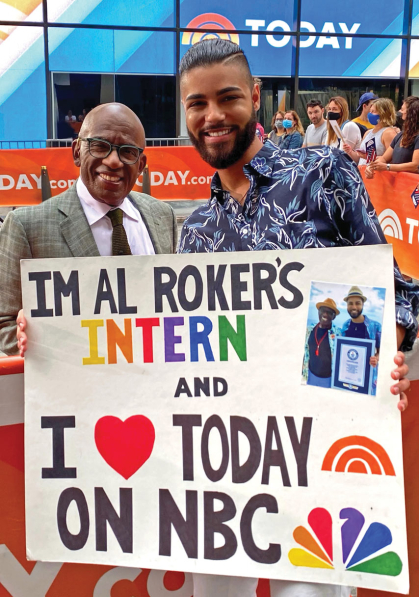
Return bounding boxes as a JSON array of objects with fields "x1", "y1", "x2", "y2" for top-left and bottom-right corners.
[{"x1": 1, "y1": 138, "x2": 193, "y2": 149}]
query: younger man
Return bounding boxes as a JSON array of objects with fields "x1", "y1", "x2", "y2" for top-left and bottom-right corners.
[
  {"x1": 178, "y1": 37, "x2": 416, "y2": 597},
  {"x1": 303, "y1": 99, "x2": 327, "y2": 146}
]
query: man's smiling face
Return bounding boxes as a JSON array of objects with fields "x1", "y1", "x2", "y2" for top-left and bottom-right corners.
[
  {"x1": 347, "y1": 297, "x2": 364, "y2": 320},
  {"x1": 72, "y1": 104, "x2": 146, "y2": 207},
  {"x1": 318, "y1": 307, "x2": 335, "y2": 329},
  {"x1": 181, "y1": 61, "x2": 260, "y2": 169}
]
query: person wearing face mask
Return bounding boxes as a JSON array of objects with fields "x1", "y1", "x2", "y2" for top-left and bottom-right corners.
[
  {"x1": 268, "y1": 110, "x2": 285, "y2": 145},
  {"x1": 343, "y1": 98, "x2": 398, "y2": 165},
  {"x1": 326, "y1": 96, "x2": 361, "y2": 151},
  {"x1": 366, "y1": 96, "x2": 419, "y2": 176},
  {"x1": 352, "y1": 92, "x2": 378, "y2": 131},
  {"x1": 277, "y1": 110, "x2": 304, "y2": 150}
]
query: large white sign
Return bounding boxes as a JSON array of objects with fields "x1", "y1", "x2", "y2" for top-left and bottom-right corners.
[{"x1": 22, "y1": 245, "x2": 408, "y2": 593}]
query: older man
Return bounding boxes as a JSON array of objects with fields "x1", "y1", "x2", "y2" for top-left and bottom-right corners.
[
  {"x1": 0, "y1": 102, "x2": 177, "y2": 355},
  {"x1": 303, "y1": 297, "x2": 340, "y2": 388}
]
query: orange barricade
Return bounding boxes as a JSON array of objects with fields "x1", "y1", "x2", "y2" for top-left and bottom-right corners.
[
  {"x1": 358, "y1": 380, "x2": 419, "y2": 597},
  {"x1": 359, "y1": 167, "x2": 419, "y2": 279},
  {"x1": 0, "y1": 355, "x2": 24, "y2": 375},
  {"x1": 0, "y1": 147, "x2": 215, "y2": 205}
]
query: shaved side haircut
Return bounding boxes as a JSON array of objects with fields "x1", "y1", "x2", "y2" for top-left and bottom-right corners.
[{"x1": 179, "y1": 38, "x2": 254, "y2": 88}]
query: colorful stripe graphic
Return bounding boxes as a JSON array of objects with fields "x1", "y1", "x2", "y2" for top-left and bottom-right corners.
[
  {"x1": 0, "y1": 0, "x2": 42, "y2": 43},
  {"x1": 321, "y1": 435, "x2": 396, "y2": 475},
  {"x1": 182, "y1": 13, "x2": 239, "y2": 46},
  {"x1": 289, "y1": 507, "x2": 403, "y2": 577}
]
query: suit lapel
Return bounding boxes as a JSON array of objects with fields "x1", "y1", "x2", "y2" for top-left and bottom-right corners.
[
  {"x1": 129, "y1": 193, "x2": 162, "y2": 254},
  {"x1": 57, "y1": 185, "x2": 100, "y2": 257}
]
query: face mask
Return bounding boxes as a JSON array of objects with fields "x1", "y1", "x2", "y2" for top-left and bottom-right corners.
[
  {"x1": 283, "y1": 119, "x2": 293, "y2": 129},
  {"x1": 367, "y1": 112, "x2": 380, "y2": 125},
  {"x1": 327, "y1": 111, "x2": 341, "y2": 121},
  {"x1": 396, "y1": 110, "x2": 402, "y2": 118},
  {"x1": 275, "y1": 119, "x2": 284, "y2": 128}
]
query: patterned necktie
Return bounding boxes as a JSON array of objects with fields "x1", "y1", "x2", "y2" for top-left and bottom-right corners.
[{"x1": 107, "y1": 208, "x2": 132, "y2": 256}]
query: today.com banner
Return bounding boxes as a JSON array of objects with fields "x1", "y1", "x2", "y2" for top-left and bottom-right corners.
[{"x1": 0, "y1": 147, "x2": 215, "y2": 205}]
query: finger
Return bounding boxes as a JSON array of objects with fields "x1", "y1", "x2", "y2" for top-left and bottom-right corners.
[
  {"x1": 391, "y1": 377, "x2": 410, "y2": 396},
  {"x1": 397, "y1": 392, "x2": 408, "y2": 412},
  {"x1": 397, "y1": 378, "x2": 410, "y2": 394},
  {"x1": 16, "y1": 309, "x2": 26, "y2": 330},
  {"x1": 394, "y1": 351, "x2": 405, "y2": 366},
  {"x1": 18, "y1": 332, "x2": 27, "y2": 351},
  {"x1": 19, "y1": 336, "x2": 27, "y2": 357},
  {"x1": 391, "y1": 364, "x2": 409, "y2": 380}
]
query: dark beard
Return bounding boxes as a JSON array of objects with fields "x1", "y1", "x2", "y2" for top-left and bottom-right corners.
[{"x1": 187, "y1": 110, "x2": 257, "y2": 169}]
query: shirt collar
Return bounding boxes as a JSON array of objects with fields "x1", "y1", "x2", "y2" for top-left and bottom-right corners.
[
  {"x1": 76, "y1": 177, "x2": 140, "y2": 225},
  {"x1": 209, "y1": 140, "x2": 281, "y2": 213}
]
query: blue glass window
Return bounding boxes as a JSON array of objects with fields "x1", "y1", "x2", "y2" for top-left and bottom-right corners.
[
  {"x1": 0, "y1": 26, "x2": 46, "y2": 141},
  {"x1": 49, "y1": 28, "x2": 175, "y2": 75},
  {"x1": 300, "y1": 37, "x2": 402, "y2": 77},
  {"x1": 301, "y1": 0, "x2": 405, "y2": 36},
  {"x1": 47, "y1": 0, "x2": 175, "y2": 27}
]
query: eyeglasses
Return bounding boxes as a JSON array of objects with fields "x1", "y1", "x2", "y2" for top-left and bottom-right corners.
[{"x1": 79, "y1": 137, "x2": 144, "y2": 165}]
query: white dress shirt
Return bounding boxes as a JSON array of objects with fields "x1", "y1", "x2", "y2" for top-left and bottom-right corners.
[
  {"x1": 76, "y1": 177, "x2": 155, "y2": 256},
  {"x1": 328, "y1": 121, "x2": 361, "y2": 150}
]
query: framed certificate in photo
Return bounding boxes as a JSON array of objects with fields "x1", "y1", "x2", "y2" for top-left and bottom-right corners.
[{"x1": 331, "y1": 337, "x2": 376, "y2": 395}]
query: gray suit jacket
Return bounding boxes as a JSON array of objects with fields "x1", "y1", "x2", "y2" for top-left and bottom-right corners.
[{"x1": 0, "y1": 184, "x2": 177, "y2": 355}]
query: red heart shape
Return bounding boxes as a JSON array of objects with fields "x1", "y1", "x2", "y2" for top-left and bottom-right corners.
[{"x1": 95, "y1": 415, "x2": 155, "y2": 479}]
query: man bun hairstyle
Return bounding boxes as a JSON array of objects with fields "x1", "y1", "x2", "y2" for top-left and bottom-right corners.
[{"x1": 179, "y1": 39, "x2": 253, "y2": 88}]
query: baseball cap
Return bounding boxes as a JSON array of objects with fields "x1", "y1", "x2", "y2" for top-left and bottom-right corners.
[{"x1": 357, "y1": 92, "x2": 378, "y2": 111}]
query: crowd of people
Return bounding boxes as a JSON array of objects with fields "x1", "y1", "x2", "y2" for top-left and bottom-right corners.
[
  {"x1": 266, "y1": 93, "x2": 419, "y2": 176},
  {"x1": 65, "y1": 108, "x2": 89, "y2": 123}
]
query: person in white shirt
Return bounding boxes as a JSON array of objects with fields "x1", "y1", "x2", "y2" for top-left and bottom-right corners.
[
  {"x1": 65, "y1": 110, "x2": 76, "y2": 122},
  {"x1": 343, "y1": 98, "x2": 398, "y2": 165},
  {"x1": 326, "y1": 96, "x2": 361, "y2": 151},
  {"x1": 302, "y1": 99, "x2": 327, "y2": 147}
]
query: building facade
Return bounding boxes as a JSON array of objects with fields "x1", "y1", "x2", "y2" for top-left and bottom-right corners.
[{"x1": 1, "y1": 0, "x2": 419, "y2": 143}]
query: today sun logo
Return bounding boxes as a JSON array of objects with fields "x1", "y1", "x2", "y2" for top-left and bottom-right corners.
[
  {"x1": 321, "y1": 435, "x2": 396, "y2": 476},
  {"x1": 288, "y1": 507, "x2": 403, "y2": 577},
  {"x1": 182, "y1": 13, "x2": 240, "y2": 46}
]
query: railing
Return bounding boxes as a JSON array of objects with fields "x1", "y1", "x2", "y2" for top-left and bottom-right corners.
[
  {"x1": 0, "y1": 141, "x2": 47, "y2": 149},
  {"x1": 0, "y1": 138, "x2": 193, "y2": 149},
  {"x1": 145, "y1": 138, "x2": 192, "y2": 147}
]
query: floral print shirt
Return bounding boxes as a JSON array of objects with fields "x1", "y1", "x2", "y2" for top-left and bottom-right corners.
[{"x1": 178, "y1": 141, "x2": 419, "y2": 350}]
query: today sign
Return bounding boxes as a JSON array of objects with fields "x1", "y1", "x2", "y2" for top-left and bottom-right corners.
[{"x1": 22, "y1": 245, "x2": 408, "y2": 593}]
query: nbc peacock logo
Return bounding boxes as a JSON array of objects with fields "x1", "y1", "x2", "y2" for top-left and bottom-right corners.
[
  {"x1": 288, "y1": 507, "x2": 403, "y2": 577},
  {"x1": 182, "y1": 13, "x2": 240, "y2": 46}
]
